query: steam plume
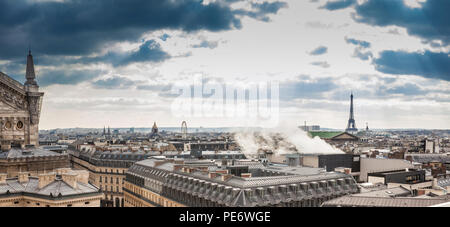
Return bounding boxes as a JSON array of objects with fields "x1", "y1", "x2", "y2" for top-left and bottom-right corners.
[{"x1": 234, "y1": 124, "x2": 343, "y2": 158}]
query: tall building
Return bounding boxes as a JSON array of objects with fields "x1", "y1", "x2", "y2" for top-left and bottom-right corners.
[
  {"x1": 0, "y1": 50, "x2": 44, "y2": 150},
  {"x1": 346, "y1": 93, "x2": 358, "y2": 134}
]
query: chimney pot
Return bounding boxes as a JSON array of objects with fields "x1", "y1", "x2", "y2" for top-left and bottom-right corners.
[
  {"x1": 38, "y1": 172, "x2": 56, "y2": 189},
  {"x1": 18, "y1": 172, "x2": 29, "y2": 183},
  {"x1": 0, "y1": 173, "x2": 7, "y2": 184}
]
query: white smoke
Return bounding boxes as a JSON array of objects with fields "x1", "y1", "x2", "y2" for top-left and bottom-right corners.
[{"x1": 234, "y1": 124, "x2": 343, "y2": 158}]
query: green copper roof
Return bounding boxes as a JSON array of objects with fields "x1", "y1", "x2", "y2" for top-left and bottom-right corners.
[{"x1": 308, "y1": 131, "x2": 344, "y2": 139}]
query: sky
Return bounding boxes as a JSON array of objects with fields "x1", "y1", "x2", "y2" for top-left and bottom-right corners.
[{"x1": 0, "y1": 0, "x2": 449, "y2": 130}]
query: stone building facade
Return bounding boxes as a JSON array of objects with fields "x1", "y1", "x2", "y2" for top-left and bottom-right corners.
[
  {"x1": 69, "y1": 146, "x2": 148, "y2": 207},
  {"x1": 0, "y1": 51, "x2": 43, "y2": 150},
  {"x1": 70, "y1": 152, "x2": 129, "y2": 207}
]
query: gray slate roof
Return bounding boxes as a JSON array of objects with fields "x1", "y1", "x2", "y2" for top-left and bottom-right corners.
[
  {"x1": 0, "y1": 147, "x2": 66, "y2": 159},
  {"x1": 0, "y1": 177, "x2": 99, "y2": 198}
]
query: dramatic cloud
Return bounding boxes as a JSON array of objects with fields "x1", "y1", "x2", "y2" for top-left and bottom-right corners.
[
  {"x1": 345, "y1": 38, "x2": 372, "y2": 61},
  {"x1": 0, "y1": 0, "x2": 287, "y2": 59},
  {"x1": 345, "y1": 37, "x2": 371, "y2": 48},
  {"x1": 352, "y1": 48, "x2": 373, "y2": 61},
  {"x1": 38, "y1": 69, "x2": 105, "y2": 87},
  {"x1": 354, "y1": 0, "x2": 450, "y2": 46},
  {"x1": 159, "y1": 34, "x2": 171, "y2": 41},
  {"x1": 280, "y1": 76, "x2": 337, "y2": 100},
  {"x1": 385, "y1": 83, "x2": 427, "y2": 96},
  {"x1": 373, "y1": 50, "x2": 450, "y2": 81},
  {"x1": 309, "y1": 46, "x2": 328, "y2": 55},
  {"x1": 92, "y1": 76, "x2": 136, "y2": 90},
  {"x1": 235, "y1": 1, "x2": 288, "y2": 22},
  {"x1": 192, "y1": 40, "x2": 220, "y2": 49},
  {"x1": 83, "y1": 40, "x2": 170, "y2": 67},
  {"x1": 320, "y1": 0, "x2": 356, "y2": 11}
]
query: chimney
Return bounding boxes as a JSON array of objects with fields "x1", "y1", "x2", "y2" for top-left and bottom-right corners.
[
  {"x1": 1, "y1": 141, "x2": 11, "y2": 152},
  {"x1": 344, "y1": 168, "x2": 351, "y2": 174},
  {"x1": 18, "y1": 172, "x2": 29, "y2": 183},
  {"x1": 432, "y1": 178, "x2": 438, "y2": 189},
  {"x1": 74, "y1": 170, "x2": 89, "y2": 185},
  {"x1": 186, "y1": 168, "x2": 196, "y2": 174},
  {"x1": 216, "y1": 170, "x2": 229, "y2": 174},
  {"x1": 62, "y1": 172, "x2": 78, "y2": 189},
  {"x1": 174, "y1": 165, "x2": 183, "y2": 172},
  {"x1": 174, "y1": 160, "x2": 184, "y2": 165},
  {"x1": 0, "y1": 173, "x2": 7, "y2": 184},
  {"x1": 38, "y1": 172, "x2": 56, "y2": 189},
  {"x1": 221, "y1": 174, "x2": 232, "y2": 181},
  {"x1": 208, "y1": 172, "x2": 217, "y2": 179}
]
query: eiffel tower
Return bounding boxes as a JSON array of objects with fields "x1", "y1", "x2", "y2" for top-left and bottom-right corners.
[{"x1": 346, "y1": 92, "x2": 358, "y2": 134}]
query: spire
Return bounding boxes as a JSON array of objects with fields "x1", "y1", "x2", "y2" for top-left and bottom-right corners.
[{"x1": 25, "y1": 50, "x2": 38, "y2": 86}]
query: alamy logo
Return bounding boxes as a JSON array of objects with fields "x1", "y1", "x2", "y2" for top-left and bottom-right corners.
[{"x1": 170, "y1": 75, "x2": 279, "y2": 128}]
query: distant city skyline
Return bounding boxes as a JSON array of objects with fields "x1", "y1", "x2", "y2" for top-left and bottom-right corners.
[{"x1": 0, "y1": 0, "x2": 449, "y2": 130}]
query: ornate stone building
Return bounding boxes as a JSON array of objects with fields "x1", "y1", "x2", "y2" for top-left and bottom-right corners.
[
  {"x1": 0, "y1": 51, "x2": 70, "y2": 178},
  {"x1": 0, "y1": 51, "x2": 44, "y2": 150}
]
